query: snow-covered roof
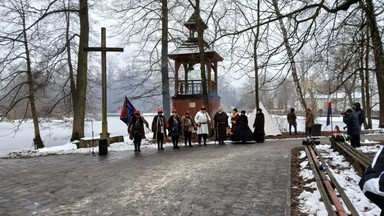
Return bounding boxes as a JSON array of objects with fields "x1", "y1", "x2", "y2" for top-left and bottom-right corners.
[{"x1": 168, "y1": 40, "x2": 223, "y2": 61}]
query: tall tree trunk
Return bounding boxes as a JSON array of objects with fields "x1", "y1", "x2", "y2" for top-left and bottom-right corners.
[
  {"x1": 195, "y1": 1, "x2": 209, "y2": 109},
  {"x1": 161, "y1": 0, "x2": 170, "y2": 118},
  {"x1": 22, "y1": 16, "x2": 44, "y2": 149},
  {"x1": 71, "y1": 0, "x2": 89, "y2": 141},
  {"x1": 65, "y1": 0, "x2": 76, "y2": 113},
  {"x1": 254, "y1": 0, "x2": 260, "y2": 109},
  {"x1": 272, "y1": 0, "x2": 307, "y2": 110},
  {"x1": 364, "y1": 23, "x2": 372, "y2": 129},
  {"x1": 363, "y1": 0, "x2": 384, "y2": 128}
]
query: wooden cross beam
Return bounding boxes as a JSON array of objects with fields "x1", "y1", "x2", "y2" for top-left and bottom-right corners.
[{"x1": 84, "y1": 27, "x2": 124, "y2": 141}]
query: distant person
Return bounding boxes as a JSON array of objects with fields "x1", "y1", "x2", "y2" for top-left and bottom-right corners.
[
  {"x1": 168, "y1": 110, "x2": 182, "y2": 149},
  {"x1": 230, "y1": 108, "x2": 240, "y2": 135},
  {"x1": 181, "y1": 110, "x2": 196, "y2": 147},
  {"x1": 194, "y1": 106, "x2": 211, "y2": 145},
  {"x1": 152, "y1": 109, "x2": 168, "y2": 150},
  {"x1": 287, "y1": 108, "x2": 297, "y2": 135},
  {"x1": 213, "y1": 107, "x2": 229, "y2": 145},
  {"x1": 353, "y1": 102, "x2": 365, "y2": 128},
  {"x1": 343, "y1": 108, "x2": 361, "y2": 148},
  {"x1": 232, "y1": 110, "x2": 254, "y2": 143},
  {"x1": 305, "y1": 108, "x2": 314, "y2": 135},
  {"x1": 253, "y1": 108, "x2": 265, "y2": 143},
  {"x1": 353, "y1": 102, "x2": 365, "y2": 147},
  {"x1": 128, "y1": 110, "x2": 149, "y2": 152}
]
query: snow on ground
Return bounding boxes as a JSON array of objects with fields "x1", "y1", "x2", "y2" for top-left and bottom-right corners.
[
  {"x1": 0, "y1": 113, "x2": 383, "y2": 214},
  {"x1": 298, "y1": 141, "x2": 383, "y2": 216},
  {"x1": 0, "y1": 114, "x2": 382, "y2": 157}
]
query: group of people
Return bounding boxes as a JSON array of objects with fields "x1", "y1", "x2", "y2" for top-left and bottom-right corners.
[
  {"x1": 127, "y1": 105, "x2": 266, "y2": 152},
  {"x1": 286, "y1": 102, "x2": 365, "y2": 148},
  {"x1": 229, "y1": 108, "x2": 265, "y2": 143},
  {"x1": 286, "y1": 107, "x2": 315, "y2": 136}
]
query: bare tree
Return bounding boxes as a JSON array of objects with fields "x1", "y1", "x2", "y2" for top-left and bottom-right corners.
[
  {"x1": 0, "y1": 0, "x2": 53, "y2": 148},
  {"x1": 70, "y1": 0, "x2": 89, "y2": 141}
]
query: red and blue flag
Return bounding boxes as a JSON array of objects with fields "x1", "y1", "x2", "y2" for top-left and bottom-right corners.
[
  {"x1": 326, "y1": 101, "x2": 332, "y2": 126},
  {"x1": 120, "y1": 96, "x2": 136, "y2": 125}
]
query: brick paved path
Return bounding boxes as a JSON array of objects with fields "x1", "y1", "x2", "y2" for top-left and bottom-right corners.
[{"x1": 0, "y1": 140, "x2": 302, "y2": 216}]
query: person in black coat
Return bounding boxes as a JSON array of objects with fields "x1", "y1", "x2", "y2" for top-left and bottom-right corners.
[
  {"x1": 253, "y1": 108, "x2": 265, "y2": 143},
  {"x1": 213, "y1": 107, "x2": 229, "y2": 145},
  {"x1": 168, "y1": 110, "x2": 182, "y2": 149},
  {"x1": 343, "y1": 108, "x2": 360, "y2": 147},
  {"x1": 231, "y1": 110, "x2": 254, "y2": 143},
  {"x1": 152, "y1": 109, "x2": 168, "y2": 150}
]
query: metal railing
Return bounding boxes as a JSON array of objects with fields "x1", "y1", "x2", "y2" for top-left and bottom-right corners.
[{"x1": 177, "y1": 80, "x2": 217, "y2": 95}]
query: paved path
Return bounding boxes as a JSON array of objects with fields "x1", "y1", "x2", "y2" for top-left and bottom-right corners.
[{"x1": 1, "y1": 135, "x2": 381, "y2": 216}]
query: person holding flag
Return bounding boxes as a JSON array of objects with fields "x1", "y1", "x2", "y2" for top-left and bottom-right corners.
[{"x1": 120, "y1": 96, "x2": 136, "y2": 125}]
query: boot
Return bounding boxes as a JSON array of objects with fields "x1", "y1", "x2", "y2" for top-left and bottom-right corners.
[
  {"x1": 138, "y1": 143, "x2": 141, "y2": 152},
  {"x1": 157, "y1": 143, "x2": 161, "y2": 150},
  {"x1": 134, "y1": 143, "x2": 138, "y2": 152}
]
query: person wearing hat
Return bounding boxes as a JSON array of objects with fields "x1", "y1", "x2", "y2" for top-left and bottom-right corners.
[
  {"x1": 343, "y1": 108, "x2": 361, "y2": 147},
  {"x1": 213, "y1": 107, "x2": 229, "y2": 145},
  {"x1": 194, "y1": 105, "x2": 211, "y2": 145},
  {"x1": 305, "y1": 108, "x2": 314, "y2": 135},
  {"x1": 230, "y1": 108, "x2": 240, "y2": 136},
  {"x1": 152, "y1": 109, "x2": 168, "y2": 150},
  {"x1": 168, "y1": 110, "x2": 182, "y2": 149},
  {"x1": 181, "y1": 110, "x2": 196, "y2": 147},
  {"x1": 287, "y1": 108, "x2": 297, "y2": 135},
  {"x1": 253, "y1": 108, "x2": 265, "y2": 143},
  {"x1": 128, "y1": 110, "x2": 149, "y2": 152},
  {"x1": 231, "y1": 110, "x2": 254, "y2": 143}
]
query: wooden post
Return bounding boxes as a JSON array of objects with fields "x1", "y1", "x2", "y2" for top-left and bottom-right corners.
[{"x1": 84, "y1": 27, "x2": 124, "y2": 141}]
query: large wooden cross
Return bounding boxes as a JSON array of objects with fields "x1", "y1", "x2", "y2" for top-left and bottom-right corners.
[{"x1": 84, "y1": 27, "x2": 124, "y2": 141}]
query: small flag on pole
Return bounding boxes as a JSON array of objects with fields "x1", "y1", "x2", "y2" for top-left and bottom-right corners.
[
  {"x1": 120, "y1": 96, "x2": 136, "y2": 125},
  {"x1": 326, "y1": 101, "x2": 332, "y2": 126}
]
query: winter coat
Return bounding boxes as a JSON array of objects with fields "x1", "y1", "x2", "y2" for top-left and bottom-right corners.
[
  {"x1": 231, "y1": 115, "x2": 254, "y2": 141},
  {"x1": 168, "y1": 115, "x2": 182, "y2": 136},
  {"x1": 353, "y1": 102, "x2": 365, "y2": 126},
  {"x1": 128, "y1": 115, "x2": 148, "y2": 140},
  {"x1": 253, "y1": 112, "x2": 265, "y2": 135},
  {"x1": 214, "y1": 111, "x2": 229, "y2": 140},
  {"x1": 287, "y1": 112, "x2": 297, "y2": 125},
  {"x1": 343, "y1": 112, "x2": 360, "y2": 136},
  {"x1": 194, "y1": 111, "x2": 211, "y2": 135},
  {"x1": 152, "y1": 115, "x2": 168, "y2": 139},
  {"x1": 305, "y1": 112, "x2": 314, "y2": 128},
  {"x1": 230, "y1": 112, "x2": 240, "y2": 133},
  {"x1": 359, "y1": 147, "x2": 384, "y2": 210},
  {"x1": 181, "y1": 115, "x2": 196, "y2": 133}
]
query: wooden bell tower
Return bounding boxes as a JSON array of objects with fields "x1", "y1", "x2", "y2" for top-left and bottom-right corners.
[{"x1": 168, "y1": 12, "x2": 223, "y2": 117}]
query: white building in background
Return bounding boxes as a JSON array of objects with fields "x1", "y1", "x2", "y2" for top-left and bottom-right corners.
[{"x1": 294, "y1": 92, "x2": 380, "y2": 115}]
